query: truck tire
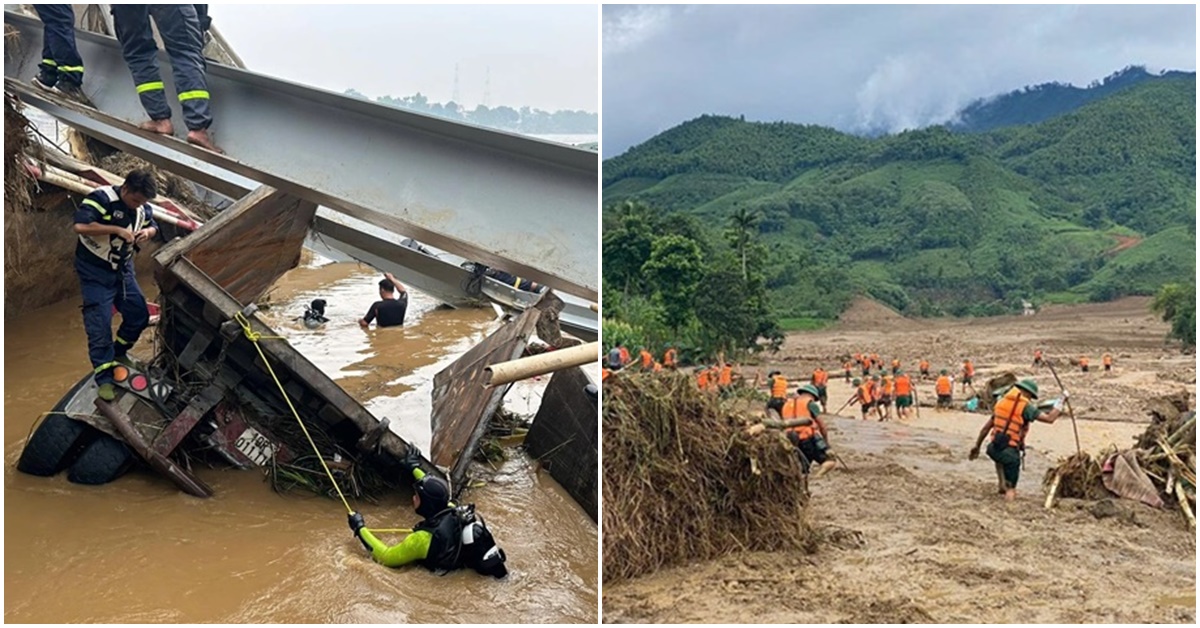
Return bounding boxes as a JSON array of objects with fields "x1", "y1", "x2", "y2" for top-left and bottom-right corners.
[
  {"x1": 17, "y1": 414, "x2": 97, "y2": 476},
  {"x1": 67, "y1": 434, "x2": 135, "y2": 485},
  {"x1": 16, "y1": 375, "x2": 98, "y2": 476}
]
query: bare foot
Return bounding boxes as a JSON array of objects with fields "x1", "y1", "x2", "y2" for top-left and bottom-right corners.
[
  {"x1": 186, "y1": 129, "x2": 225, "y2": 154},
  {"x1": 1005, "y1": 489, "x2": 1017, "y2": 502},
  {"x1": 139, "y1": 118, "x2": 174, "y2": 135}
]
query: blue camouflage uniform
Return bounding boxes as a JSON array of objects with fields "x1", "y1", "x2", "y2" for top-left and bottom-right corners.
[
  {"x1": 74, "y1": 186, "x2": 158, "y2": 385},
  {"x1": 111, "y1": 4, "x2": 213, "y2": 131}
]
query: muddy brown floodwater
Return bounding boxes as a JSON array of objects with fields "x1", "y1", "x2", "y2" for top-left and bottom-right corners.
[{"x1": 5, "y1": 258, "x2": 597, "y2": 623}]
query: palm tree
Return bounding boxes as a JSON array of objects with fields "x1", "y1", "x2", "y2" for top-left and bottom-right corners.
[{"x1": 725, "y1": 206, "x2": 760, "y2": 281}]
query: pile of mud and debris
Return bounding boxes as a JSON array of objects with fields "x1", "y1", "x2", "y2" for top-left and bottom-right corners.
[
  {"x1": 1045, "y1": 391, "x2": 1195, "y2": 527},
  {"x1": 602, "y1": 372, "x2": 812, "y2": 582}
]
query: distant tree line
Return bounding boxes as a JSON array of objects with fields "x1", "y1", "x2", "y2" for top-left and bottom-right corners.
[
  {"x1": 344, "y1": 89, "x2": 597, "y2": 135},
  {"x1": 603, "y1": 200, "x2": 783, "y2": 362}
]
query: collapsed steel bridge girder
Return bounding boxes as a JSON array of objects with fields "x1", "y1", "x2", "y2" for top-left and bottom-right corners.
[{"x1": 3, "y1": 10, "x2": 598, "y2": 301}]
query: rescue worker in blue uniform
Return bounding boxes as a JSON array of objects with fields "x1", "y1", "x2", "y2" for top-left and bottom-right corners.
[
  {"x1": 110, "y1": 4, "x2": 223, "y2": 153},
  {"x1": 31, "y1": 5, "x2": 90, "y2": 104},
  {"x1": 74, "y1": 169, "x2": 160, "y2": 401}
]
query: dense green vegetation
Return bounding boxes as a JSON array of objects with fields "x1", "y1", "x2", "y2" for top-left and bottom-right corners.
[
  {"x1": 603, "y1": 72, "x2": 1195, "y2": 326},
  {"x1": 1151, "y1": 283, "x2": 1196, "y2": 348},
  {"x1": 603, "y1": 201, "x2": 782, "y2": 359},
  {"x1": 344, "y1": 89, "x2": 597, "y2": 134}
]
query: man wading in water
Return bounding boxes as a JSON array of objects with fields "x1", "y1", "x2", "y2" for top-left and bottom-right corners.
[
  {"x1": 968, "y1": 379, "x2": 1068, "y2": 501},
  {"x1": 359, "y1": 272, "x2": 408, "y2": 328}
]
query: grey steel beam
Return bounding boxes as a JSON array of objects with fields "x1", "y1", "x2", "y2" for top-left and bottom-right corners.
[
  {"x1": 10, "y1": 79, "x2": 598, "y2": 335},
  {"x1": 4, "y1": 11, "x2": 598, "y2": 300},
  {"x1": 310, "y1": 209, "x2": 485, "y2": 308}
]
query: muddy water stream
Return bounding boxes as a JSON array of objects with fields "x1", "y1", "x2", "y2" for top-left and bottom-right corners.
[{"x1": 4, "y1": 259, "x2": 597, "y2": 623}]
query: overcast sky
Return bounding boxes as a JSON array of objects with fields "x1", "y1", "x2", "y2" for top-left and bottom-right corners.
[
  {"x1": 603, "y1": 4, "x2": 1196, "y2": 157},
  {"x1": 215, "y1": 5, "x2": 598, "y2": 112}
]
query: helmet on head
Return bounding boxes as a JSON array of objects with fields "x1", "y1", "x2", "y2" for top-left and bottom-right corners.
[
  {"x1": 413, "y1": 476, "x2": 451, "y2": 518},
  {"x1": 940, "y1": 369, "x2": 948, "y2": 375},
  {"x1": 852, "y1": 378, "x2": 862, "y2": 386},
  {"x1": 1014, "y1": 379, "x2": 1039, "y2": 399},
  {"x1": 798, "y1": 384, "x2": 821, "y2": 398}
]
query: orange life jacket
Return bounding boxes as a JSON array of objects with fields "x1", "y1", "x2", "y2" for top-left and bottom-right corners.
[
  {"x1": 991, "y1": 387, "x2": 1030, "y2": 448},
  {"x1": 770, "y1": 375, "x2": 787, "y2": 398},
  {"x1": 812, "y1": 369, "x2": 828, "y2": 386},
  {"x1": 1080, "y1": 356, "x2": 1089, "y2": 367},
  {"x1": 870, "y1": 354, "x2": 880, "y2": 367},
  {"x1": 640, "y1": 350, "x2": 653, "y2": 368},
  {"x1": 619, "y1": 347, "x2": 630, "y2": 365},
  {"x1": 963, "y1": 361, "x2": 975, "y2": 377},
  {"x1": 664, "y1": 349, "x2": 676, "y2": 367},
  {"x1": 1033, "y1": 350, "x2": 1043, "y2": 360},
  {"x1": 1103, "y1": 354, "x2": 1112, "y2": 366},
  {"x1": 935, "y1": 375, "x2": 952, "y2": 395},
  {"x1": 919, "y1": 360, "x2": 930, "y2": 371},
  {"x1": 783, "y1": 394, "x2": 818, "y2": 440},
  {"x1": 881, "y1": 376, "x2": 894, "y2": 396},
  {"x1": 697, "y1": 370, "x2": 710, "y2": 389},
  {"x1": 843, "y1": 362, "x2": 853, "y2": 372},
  {"x1": 719, "y1": 365, "x2": 733, "y2": 386},
  {"x1": 602, "y1": 368, "x2": 611, "y2": 382},
  {"x1": 894, "y1": 375, "x2": 912, "y2": 396},
  {"x1": 891, "y1": 359, "x2": 900, "y2": 369},
  {"x1": 653, "y1": 361, "x2": 663, "y2": 373},
  {"x1": 857, "y1": 382, "x2": 874, "y2": 405}
]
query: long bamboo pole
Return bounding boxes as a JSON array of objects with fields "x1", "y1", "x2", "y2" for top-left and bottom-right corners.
[{"x1": 484, "y1": 342, "x2": 598, "y2": 387}]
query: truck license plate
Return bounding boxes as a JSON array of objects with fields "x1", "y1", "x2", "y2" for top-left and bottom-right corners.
[{"x1": 234, "y1": 428, "x2": 276, "y2": 467}]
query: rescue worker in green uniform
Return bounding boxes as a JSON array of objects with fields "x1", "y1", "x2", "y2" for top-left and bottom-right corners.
[
  {"x1": 968, "y1": 379, "x2": 1068, "y2": 501},
  {"x1": 347, "y1": 446, "x2": 507, "y2": 577}
]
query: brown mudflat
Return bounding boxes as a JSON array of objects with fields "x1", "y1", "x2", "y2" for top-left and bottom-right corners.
[{"x1": 604, "y1": 297, "x2": 1195, "y2": 623}]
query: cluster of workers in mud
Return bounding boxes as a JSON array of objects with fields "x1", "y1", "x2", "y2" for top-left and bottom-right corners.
[{"x1": 602, "y1": 344, "x2": 1098, "y2": 502}]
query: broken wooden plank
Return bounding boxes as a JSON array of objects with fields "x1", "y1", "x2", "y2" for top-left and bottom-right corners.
[
  {"x1": 430, "y1": 303, "x2": 542, "y2": 487},
  {"x1": 525, "y1": 366, "x2": 598, "y2": 520},
  {"x1": 153, "y1": 184, "x2": 317, "y2": 306},
  {"x1": 151, "y1": 382, "x2": 226, "y2": 456},
  {"x1": 95, "y1": 398, "x2": 213, "y2": 497}
]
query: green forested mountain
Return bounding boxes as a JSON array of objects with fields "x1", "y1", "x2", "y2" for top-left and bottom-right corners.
[
  {"x1": 602, "y1": 73, "x2": 1195, "y2": 325},
  {"x1": 950, "y1": 66, "x2": 1195, "y2": 133}
]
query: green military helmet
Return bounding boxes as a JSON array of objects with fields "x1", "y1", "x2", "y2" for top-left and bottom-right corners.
[
  {"x1": 872, "y1": 374, "x2": 880, "y2": 381},
  {"x1": 1014, "y1": 379, "x2": 1039, "y2": 399},
  {"x1": 797, "y1": 384, "x2": 821, "y2": 398},
  {"x1": 940, "y1": 369, "x2": 948, "y2": 375},
  {"x1": 852, "y1": 378, "x2": 862, "y2": 386}
]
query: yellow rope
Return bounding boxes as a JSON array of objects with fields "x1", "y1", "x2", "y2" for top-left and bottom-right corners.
[{"x1": 234, "y1": 311, "x2": 354, "y2": 515}]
